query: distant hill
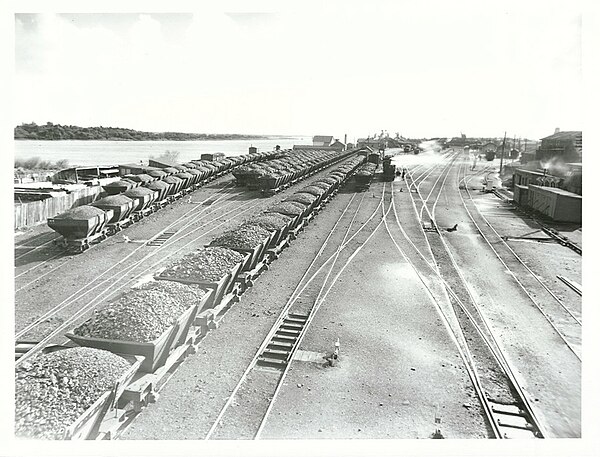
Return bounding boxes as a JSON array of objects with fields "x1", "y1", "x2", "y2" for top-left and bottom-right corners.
[{"x1": 14, "y1": 122, "x2": 270, "y2": 141}]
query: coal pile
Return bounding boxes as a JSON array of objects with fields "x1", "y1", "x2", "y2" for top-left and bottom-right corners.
[
  {"x1": 268, "y1": 202, "x2": 305, "y2": 216},
  {"x1": 95, "y1": 195, "x2": 133, "y2": 205},
  {"x1": 124, "y1": 187, "x2": 155, "y2": 197},
  {"x1": 301, "y1": 185, "x2": 326, "y2": 196},
  {"x1": 53, "y1": 206, "x2": 105, "y2": 220},
  {"x1": 160, "y1": 247, "x2": 245, "y2": 282},
  {"x1": 15, "y1": 347, "x2": 131, "y2": 440},
  {"x1": 247, "y1": 213, "x2": 290, "y2": 231},
  {"x1": 285, "y1": 192, "x2": 318, "y2": 206},
  {"x1": 210, "y1": 224, "x2": 271, "y2": 250},
  {"x1": 73, "y1": 281, "x2": 207, "y2": 343}
]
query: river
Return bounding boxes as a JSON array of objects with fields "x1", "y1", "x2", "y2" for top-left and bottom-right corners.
[{"x1": 14, "y1": 137, "x2": 310, "y2": 167}]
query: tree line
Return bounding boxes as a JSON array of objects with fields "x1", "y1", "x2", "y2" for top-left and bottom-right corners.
[{"x1": 15, "y1": 122, "x2": 268, "y2": 141}]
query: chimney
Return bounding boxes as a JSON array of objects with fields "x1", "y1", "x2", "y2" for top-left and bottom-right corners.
[{"x1": 555, "y1": 127, "x2": 560, "y2": 134}]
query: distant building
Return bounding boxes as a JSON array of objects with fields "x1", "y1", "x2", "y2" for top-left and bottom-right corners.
[
  {"x1": 52, "y1": 165, "x2": 120, "y2": 184},
  {"x1": 481, "y1": 142, "x2": 498, "y2": 155},
  {"x1": 293, "y1": 135, "x2": 345, "y2": 151},
  {"x1": 357, "y1": 138, "x2": 386, "y2": 150},
  {"x1": 312, "y1": 135, "x2": 334, "y2": 147},
  {"x1": 512, "y1": 164, "x2": 581, "y2": 222},
  {"x1": 447, "y1": 137, "x2": 471, "y2": 147},
  {"x1": 536, "y1": 129, "x2": 582, "y2": 163},
  {"x1": 330, "y1": 139, "x2": 345, "y2": 151}
]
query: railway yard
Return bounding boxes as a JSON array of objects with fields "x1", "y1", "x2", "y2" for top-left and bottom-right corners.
[{"x1": 12, "y1": 147, "x2": 583, "y2": 442}]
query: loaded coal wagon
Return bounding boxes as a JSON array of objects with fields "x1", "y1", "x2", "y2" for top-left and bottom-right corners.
[
  {"x1": 48, "y1": 206, "x2": 113, "y2": 252},
  {"x1": 124, "y1": 187, "x2": 159, "y2": 220},
  {"x1": 354, "y1": 163, "x2": 378, "y2": 191},
  {"x1": 91, "y1": 195, "x2": 135, "y2": 234}
]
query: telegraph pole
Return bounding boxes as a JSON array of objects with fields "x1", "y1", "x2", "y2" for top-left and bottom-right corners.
[{"x1": 499, "y1": 131, "x2": 507, "y2": 175}]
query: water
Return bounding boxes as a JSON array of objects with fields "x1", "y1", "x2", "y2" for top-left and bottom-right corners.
[{"x1": 14, "y1": 137, "x2": 310, "y2": 167}]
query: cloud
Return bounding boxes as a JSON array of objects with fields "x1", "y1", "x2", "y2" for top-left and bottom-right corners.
[{"x1": 14, "y1": 6, "x2": 582, "y2": 138}]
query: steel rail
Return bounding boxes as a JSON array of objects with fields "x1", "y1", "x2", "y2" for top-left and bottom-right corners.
[
  {"x1": 15, "y1": 198, "x2": 262, "y2": 364},
  {"x1": 253, "y1": 184, "x2": 391, "y2": 439},
  {"x1": 15, "y1": 188, "x2": 243, "y2": 338},
  {"x1": 14, "y1": 252, "x2": 64, "y2": 280},
  {"x1": 456, "y1": 159, "x2": 582, "y2": 358},
  {"x1": 459, "y1": 163, "x2": 581, "y2": 326},
  {"x1": 418, "y1": 153, "x2": 460, "y2": 221},
  {"x1": 203, "y1": 185, "x2": 379, "y2": 439},
  {"x1": 14, "y1": 184, "x2": 240, "y2": 291},
  {"x1": 14, "y1": 234, "x2": 61, "y2": 261},
  {"x1": 382, "y1": 191, "x2": 502, "y2": 438},
  {"x1": 399, "y1": 169, "x2": 550, "y2": 437}
]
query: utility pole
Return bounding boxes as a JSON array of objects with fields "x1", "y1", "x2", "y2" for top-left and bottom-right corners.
[{"x1": 499, "y1": 131, "x2": 507, "y2": 175}]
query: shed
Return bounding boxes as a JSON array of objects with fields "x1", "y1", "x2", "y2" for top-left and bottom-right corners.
[
  {"x1": 527, "y1": 185, "x2": 582, "y2": 223},
  {"x1": 513, "y1": 184, "x2": 529, "y2": 206},
  {"x1": 312, "y1": 135, "x2": 333, "y2": 146}
]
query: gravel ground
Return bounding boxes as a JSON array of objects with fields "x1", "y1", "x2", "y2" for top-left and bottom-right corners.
[
  {"x1": 14, "y1": 154, "x2": 582, "y2": 440},
  {"x1": 14, "y1": 172, "x2": 335, "y2": 342},
  {"x1": 123, "y1": 180, "x2": 488, "y2": 440},
  {"x1": 427, "y1": 157, "x2": 581, "y2": 437},
  {"x1": 260, "y1": 181, "x2": 487, "y2": 439},
  {"x1": 120, "y1": 188, "x2": 362, "y2": 439}
]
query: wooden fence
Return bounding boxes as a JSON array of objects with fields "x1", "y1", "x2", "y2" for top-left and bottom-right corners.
[{"x1": 14, "y1": 186, "x2": 103, "y2": 230}]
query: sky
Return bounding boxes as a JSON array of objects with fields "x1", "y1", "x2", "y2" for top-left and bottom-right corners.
[{"x1": 13, "y1": 1, "x2": 583, "y2": 141}]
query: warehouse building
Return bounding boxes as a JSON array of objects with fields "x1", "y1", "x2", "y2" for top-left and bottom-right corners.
[
  {"x1": 512, "y1": 166, "x2": 581, "y2": 223},
  {"x1": 526, "y1": 185, "x2": 582, "y2": 223},
  {"x1": 536, "y1": 129, "x2": 582, "y2": 163},
  {"x1": 51, "y1": 166, "x2": 120, "y2": 185},
  {"x1": 293, "y1": 136, "x2": 345, "y2": 152},
  {"x1": 312, "y1": 135, "x2": 334, "y2": 147}
]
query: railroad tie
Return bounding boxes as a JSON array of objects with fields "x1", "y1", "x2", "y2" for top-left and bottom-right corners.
[
  {"x1": 256, "y1": 313, "x2": 309, "y2": 370},
  {"x1": 146, "y1": 231, "x2": 178, "y2": 246}
]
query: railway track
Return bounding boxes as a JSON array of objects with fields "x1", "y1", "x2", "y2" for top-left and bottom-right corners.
[
  {"x1": 456, "y1": 159, "x2": 582, "y2": 359},
  {"x1": 15, "y1": 160, "x2": 364, "y2": 365},
  {"x1": 13, "y1": 183, "x2": 241, "y2": 291},
  {"x1": 202, "y1": 184, "x2": 389, "y2": 439},
  {"x1": 387, "y1": 179, "x2": 546, "y2": 438},
  {"x1": 14, "y1": 186, "x2": 235, "y2": 288},
  {"x1": 14, "y1": 232, "x2": 61, "y2": 261},
  {"x1": 404, "y1": 152, "x2": 458, "y2": 231},
  {"x1": 15, "y1": 190, "x2": 263, "y2": 364}
]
